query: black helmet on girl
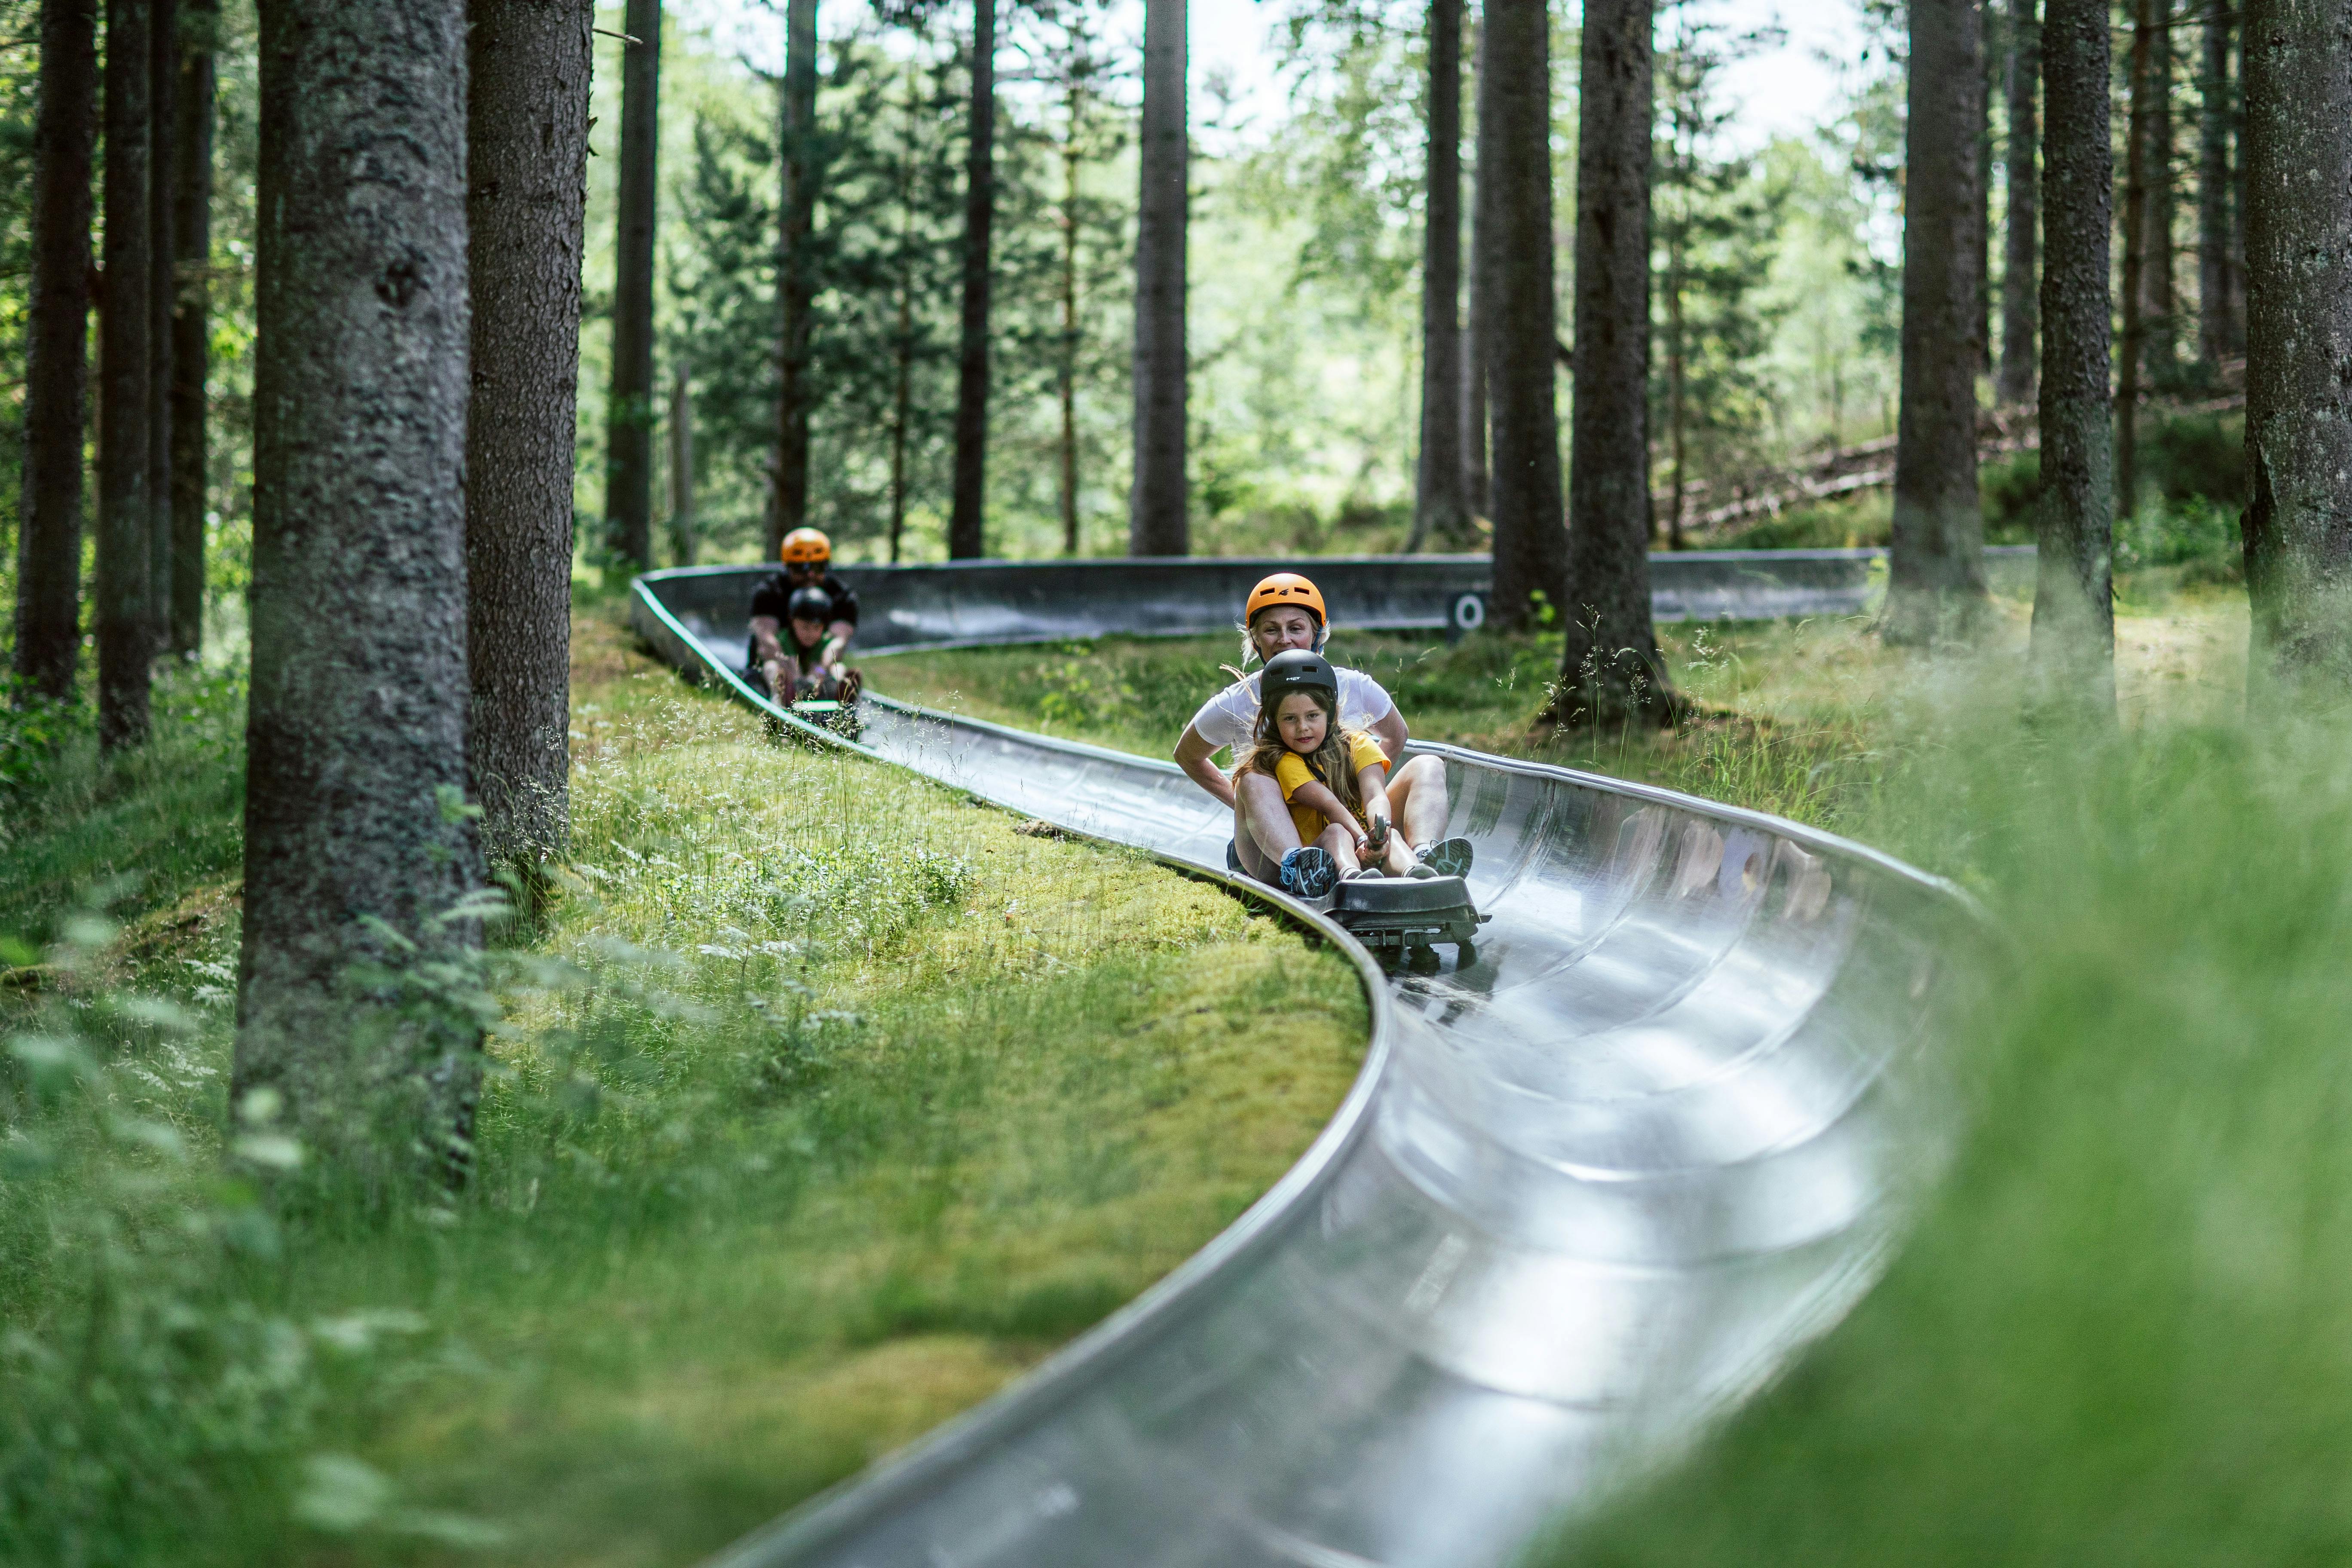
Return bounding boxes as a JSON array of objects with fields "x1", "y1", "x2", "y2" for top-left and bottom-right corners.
[
  {"x1": 786, "y1": 585, "x2": 834, "y2": 622},
  {"x1": 1261, "y1": 649, "x2": 1338, "y2": 703}
]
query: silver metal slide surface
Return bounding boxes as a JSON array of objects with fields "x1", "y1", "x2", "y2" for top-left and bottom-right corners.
[{"x1": 629, "y1": 559, "x2": 1980, "y2": 1568}]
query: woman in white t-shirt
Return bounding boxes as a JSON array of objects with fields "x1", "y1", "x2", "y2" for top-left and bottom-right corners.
[{"x1": 1173, "y1": 572, "x2": 1471, "y2": 894}]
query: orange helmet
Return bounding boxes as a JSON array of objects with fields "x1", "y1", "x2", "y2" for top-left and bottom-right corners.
[
  {"x1": 780, "y1": 527, "x2": 832, "y2": 566},
  {"x1": 1244, "y1": 572, "x2": 1326, "y2": 628}
]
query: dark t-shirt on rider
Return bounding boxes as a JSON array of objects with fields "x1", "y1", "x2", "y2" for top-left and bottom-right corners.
[{"x1": 746, "y1": 570, "x2": 858, "y2": 674}]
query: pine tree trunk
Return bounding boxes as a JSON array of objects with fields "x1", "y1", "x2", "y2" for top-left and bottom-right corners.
[
  {"x1": 2147, "y1": 1, "x2": 2177, "y2": 380},
  {"x1": 1997, "y1": 0, "x2": 2039, "y2": 406},
  {"x1": 889, "y1": 67, "x2": 913, "y2": 567},
  {"x1": 772, "y1": 0, "x2": 818, "y2": 556},
  {"x1": 2197, "y1": 4, "x2": 2237, "y2": 367},
  {"x1": 467, "y1": 0, "x2": 590, "y2": 873},
  {"x1": 604, "y1": 0, "x2": 658, "y2": 571},
  {"x1": 238, "y1": 0, "x2": 484, "y2": 1189},
  {"x1": 1977, "y1": 0, "x2": 1995, "y2": 372},
  {"x1": 1884, "y1": 0, "x2": 1990, "y2": 645},
  {"x1": 1666, "y1": 239, "x2": 1686, "y2": 550},
  {"x1": 168, "y1": 0, "x2": 214, "y2": 657},
  {"x1": 1483, "y1": 0, "x2": 1565, "y2": 628},
  {"x1": 98, "y1": 0, "x2": 154, "y2": 748},
  {"x1": 2240, "y1": 0, "x2": 2352, "y2": 684},
  {"x1": 1407, "y1": 0, "x2": 1465, "y2": 554},
  {"x1": 1060, "y1": 81, "x2": 1081, "y2": 557},
  {"x1": 670, "y1": 364, "x2": 695, "y2": 564},
  {"x1": 144, "y1": 0, "x2": 177, "y2": 655},
  {"x1": 2117, "y1": 0, "x2": 2156, "y2": 515},
  {"x1": 11, "y1": 0, "x2": 96, "y2": 704},
  {"x1": 1462, "y1": 11, "x2": 1491, "y2": 523},
  {"x1": 2031, "y1": 0, "x2": 2115, "y2": 711},
  {"x1": 947, "y1": 0, "x2": 995, "y2": 560},
  {"x1": 1129, "y1": 0, "x2": 1187, "y2": 556},
  {"x1": 1551, "y1": 0, "x2": 1673, "y2": 723}
]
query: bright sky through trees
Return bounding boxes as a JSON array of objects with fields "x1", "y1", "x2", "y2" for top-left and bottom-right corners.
[{"x1": 670, "y1": 0, "x2": 1862, "y2": 156}]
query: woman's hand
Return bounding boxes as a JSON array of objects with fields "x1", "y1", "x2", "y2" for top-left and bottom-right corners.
[{"x1": 1362, "y1": 814, "x2": 1389, "y2": 857}]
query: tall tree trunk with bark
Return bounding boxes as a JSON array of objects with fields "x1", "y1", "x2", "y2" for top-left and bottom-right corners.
[
  {"x1": 146, "y1": 0, "x2": 176, "y2": 655},
  {"x1": 2198, "y1": 4, "x2": 2240, "y2": 366},
  {"x1": 1458, "y1": 9, "x2": 1496, "y2": 524},
  {"x1": 1483, "y1": 0, "x2": 1565, "y2": 631},
  {"x1": 2239, "y1": 0, "x2": 2352, "y2": 685},
  {"x1": 1977, "y1": 0, "x2": 1995, "y2": 371},
  {"x1": 1552, "y1": 0, "x2": 1673, "y2": 721},
  {"x1": 1129, "y1": 0, "x2": 1187, "y2": 555},
  {"x1": 169, "y1": 0, "x2": 214, "y2": 656},
  {"x1": 604, "y1": 0, "x2": 658, "y2": 571},
  {"x1": 1462, "y1": 12, "x2": 1493, "y2": 521},
  {"x1": 2147, "y1": 2, "x2": 2178, "y2": 377},
  {"x1": 669, "y1": 364, "x2": 695, "y2": 564},
  {"x1": 467, "y1": 0, "x2": 590, "y2": 874},
  {"x1": 12, "y1": 0, "x2": 97, "y2": 704},
  {"x1": 1885, "y1": 0, "x2": 1990, "y2": 645},
  {"x1": 2032, "y1": 0, "x2": 2115, "y2": 712},
  {"x1": 98, "y1": 0, "x2": 154, "y2": 748},
  {"x1": 2117, "y1": 0, "x2": 2158, "y2": 514},
  {"x1": 1998, "y1": 0, "x2": 2039, "y2": 406},
  {"x1": 772, "y1": 0, "x2": 817, "y2": 556},
  {"x1": 1058, "y1": 74, "x2": 1082, "y2": 556},
  {"x1": 238, "y1": 0, "x2": 485, "y2": 1189},
  {"x1": 948, "y1": 0, "x2": 995, "y2": 560},
  {"x1": 1407, "y1": 0, "x2": 1465, "y2": 554},
  {"x1": 1462, "y1": 72, "x2": 1492, "y2": 523}
]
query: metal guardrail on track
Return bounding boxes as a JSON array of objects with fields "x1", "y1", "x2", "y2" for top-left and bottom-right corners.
[
  {"x1": 641, "y1": 545, "x2": 2037, "y2": 655},
  {"x1": 628, "y1": 557, "x2": 1984, "y2": 1568}
]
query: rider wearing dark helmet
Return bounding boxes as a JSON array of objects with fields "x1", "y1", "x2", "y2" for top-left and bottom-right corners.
[
  {"x1": 1234, "y1": 650, "x2": 1431, "y2": 893},
  {"x1": 1173, "y1": 572, "x2": 1470, "y2": 896},
  {"x1": 748, "y1": 527, "x2": 861, "y2": 702}
]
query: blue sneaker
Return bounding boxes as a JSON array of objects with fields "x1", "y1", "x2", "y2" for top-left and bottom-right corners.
[
  {"x1": 1418, "y1": 837, "x2": 1474, "y2": 879},
  {"x1": 1279, "y1": 845, "x2": 1338, "y2": 898}
]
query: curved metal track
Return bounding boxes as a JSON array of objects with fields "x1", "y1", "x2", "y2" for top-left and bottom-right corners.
[{"x1": 630, "y1": 561, "x2": 1980, "y2": 1568}]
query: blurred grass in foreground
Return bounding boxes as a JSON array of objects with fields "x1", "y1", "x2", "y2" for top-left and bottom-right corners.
[
  {"x1": 1540, "y1": 695, "x2": 2352, "y2": 1567},
  {"x1": 0, "y1": 604, "x2": 1366, "y2": 1567}
]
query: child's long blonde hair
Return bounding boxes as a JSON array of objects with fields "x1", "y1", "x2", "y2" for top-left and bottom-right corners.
[{"x1": 1239, "y1": 686, "x2": 1367, "y2": 822}]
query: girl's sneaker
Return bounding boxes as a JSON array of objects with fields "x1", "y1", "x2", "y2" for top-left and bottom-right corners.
[
  {"x1": 1279, "y1": 845, "x2": 1338, "y2": 898},
  {"x1": 1418, "y1": 837, "x2": 1475, "y2": 879}
]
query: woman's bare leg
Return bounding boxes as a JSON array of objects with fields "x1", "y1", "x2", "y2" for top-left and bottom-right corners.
[{"x1": 1387, "y1": 756, "x2": 1451, "y2": 849}]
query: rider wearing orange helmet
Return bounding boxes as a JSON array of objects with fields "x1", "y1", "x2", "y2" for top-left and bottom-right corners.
[
  {"x1": 1174, "y1": 571, "x2": 1470, "y2": 894},
  {"x1": 749, "y1": 527, "x2": 862, "y2": 703}
]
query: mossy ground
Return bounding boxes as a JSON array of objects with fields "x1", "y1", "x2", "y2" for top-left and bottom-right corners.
[{"x1": 0, "y1": 599, "x2": 1366, "y2": 1566}]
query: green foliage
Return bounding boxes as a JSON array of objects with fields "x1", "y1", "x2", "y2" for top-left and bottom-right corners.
[
  {"x1": 0, "y1": 615, "x2": 1367, "y2": 1565},
  {"x1": 1652, "y1": 11, "x2": 1786, "y2": 531},
  {"x1": 0, "y1": 920, "x2": 397, "y2": 1565},
  {"x1": 1981, "y1": 412, "x2": 2247, "y2": 579},
  {"x1": 650, "y1": 12, "x2": 1133, "y2": 562},
  {"x1": 0, "y1": 663, "x2": 247, "y2": 942}
]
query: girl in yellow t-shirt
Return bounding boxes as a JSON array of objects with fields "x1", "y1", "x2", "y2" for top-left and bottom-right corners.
[{"x1": 1237, "y1": 653, "x2": 1425, "y2": 882}]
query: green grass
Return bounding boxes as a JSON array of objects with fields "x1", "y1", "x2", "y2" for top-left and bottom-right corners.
[
  {"x1": 0, "y1": 603, "x2": 1368, "y2": 1567},
  {"x1": 1535, "y1": 701, "x2": 2352, "y2": 1568}
]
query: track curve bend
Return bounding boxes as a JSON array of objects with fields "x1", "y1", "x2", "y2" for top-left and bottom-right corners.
[{"x1": 629, "y1": 560, "x2": 1981, "y2": 1568}]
